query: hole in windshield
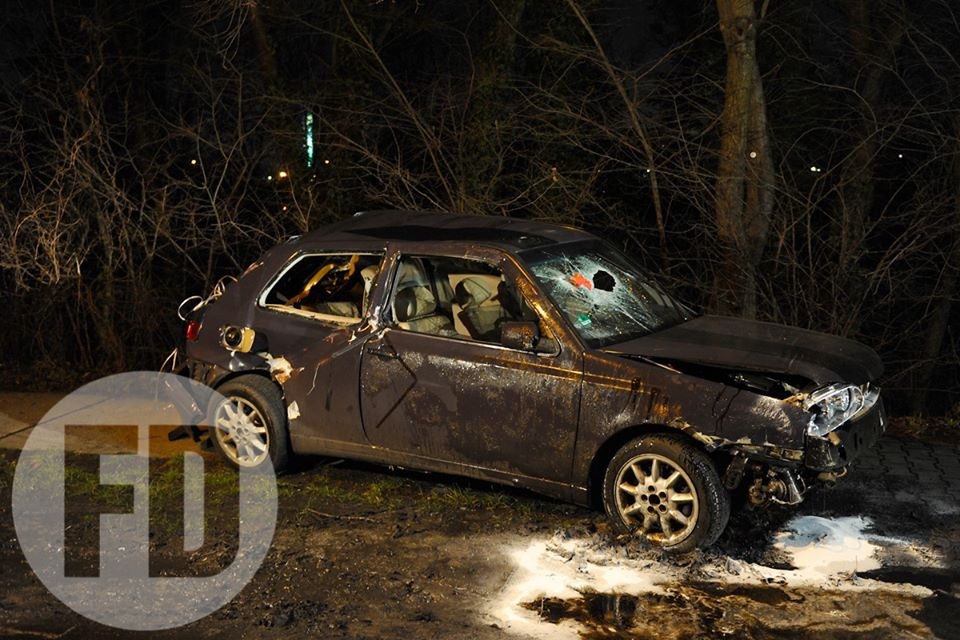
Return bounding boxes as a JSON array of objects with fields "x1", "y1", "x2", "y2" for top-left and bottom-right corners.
[{"x1": 523, "y1": 243, "x2": 690, "y2": 347}]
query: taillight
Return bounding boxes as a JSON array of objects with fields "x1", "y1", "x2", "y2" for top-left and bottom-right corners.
[{"x1": 185, "y1": 320, "x2": 202, "y2": 341}]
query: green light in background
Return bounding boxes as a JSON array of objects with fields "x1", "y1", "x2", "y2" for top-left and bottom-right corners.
[{"x1": 305, "y1": 112, "x2": 315, "y2": 168}]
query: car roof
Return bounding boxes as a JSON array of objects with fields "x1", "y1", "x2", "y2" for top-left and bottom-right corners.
[{"x1": 290, "y1": 210, "x2": 595, "y2": 252}]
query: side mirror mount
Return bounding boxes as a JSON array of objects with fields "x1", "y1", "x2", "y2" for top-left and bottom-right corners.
[{"x1": 500, "y1": 321, "x2": 539, "y2": 351}]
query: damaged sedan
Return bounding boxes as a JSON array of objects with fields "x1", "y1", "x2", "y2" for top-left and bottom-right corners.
[{"x1": 176, "y1": 211, "x2": 885, "y2": 551}]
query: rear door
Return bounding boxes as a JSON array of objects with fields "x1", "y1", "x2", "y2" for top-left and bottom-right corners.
[{"x1": 251, "y1": 250, "x2": 387, "y2": 448}]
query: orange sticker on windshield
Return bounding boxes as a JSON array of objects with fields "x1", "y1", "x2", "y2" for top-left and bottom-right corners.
[{"x1": 570, "y1": 273, "x2": 593, "y2": 289}]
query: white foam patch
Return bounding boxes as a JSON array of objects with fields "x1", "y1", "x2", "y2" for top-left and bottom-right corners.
[
  {"x1": 487, "y1": 516, "x2": 940, "y2": 636},
  {"x1": 775, "y1": 515, "x2": 881, "y2": 577},
  {"x1": 702, "y1": 515, "x2": 938, "y2": 592},
  {"x1": 486, "y1": 536, "x2": 673, "y2": 639}
]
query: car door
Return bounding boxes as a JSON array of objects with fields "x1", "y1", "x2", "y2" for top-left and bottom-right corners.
[
  {"x1": 359, "y1": 249, "x2": 583, "y2": 484},
  {"x1": 251, "y1": 250, "x2": 389, "y2": 451}
]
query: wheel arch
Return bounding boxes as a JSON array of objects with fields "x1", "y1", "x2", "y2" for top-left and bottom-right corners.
[
  {"x1": 209, "y1": 369, "x2": 292, "y2": 471},
  {"x1": 211, "y1": 368, "x2": 278, "y2": 394},
  {"x1": 586, "y1": 423, "x2": 710, "y2": 510}
]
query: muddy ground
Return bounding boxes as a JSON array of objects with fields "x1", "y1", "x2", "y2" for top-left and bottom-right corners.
[{"x1": 1, "y1": 441, "x2": 959, "y2": 639}]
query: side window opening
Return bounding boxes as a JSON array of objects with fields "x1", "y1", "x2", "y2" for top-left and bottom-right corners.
[
  {"x1": 449, "y1": 273, "x2": 505, "y2": 341},
  {"x1": 390, "y1": 255, "x2": 557, "y2": 352},
  {"x1": 390, "y1": 257, "x2": 459, "y2": 337},
  {"x1": 261, "y1": 253, "x2": 382, "y2": 324}
]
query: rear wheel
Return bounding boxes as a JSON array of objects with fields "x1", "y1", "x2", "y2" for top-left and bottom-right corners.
[
  {"x1": 602, "y1": 433, "x2": 729, "y2": 552},
  {"x1": 211, "y1": 376, "x2": 291, "y2": 472}
]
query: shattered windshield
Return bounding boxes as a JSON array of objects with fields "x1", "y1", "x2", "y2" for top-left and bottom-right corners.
[{"x1": 522, "y1": 241, "x2": 693, "y2": 348}]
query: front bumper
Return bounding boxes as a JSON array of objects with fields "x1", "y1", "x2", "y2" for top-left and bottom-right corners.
[{"x1": 803, "y1": 398, "x2": 886, "y2": 471}]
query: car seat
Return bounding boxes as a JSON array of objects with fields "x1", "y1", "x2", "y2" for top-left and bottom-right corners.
[
  {"x1": 393, "y1": 260, "x2": 456, "y2": 336},
  {"x1": 452, "y1": 275, "x2": 506, "y2": 341}
]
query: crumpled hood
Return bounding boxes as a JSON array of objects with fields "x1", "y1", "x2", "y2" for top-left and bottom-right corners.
[{"x1": 604, "y1": 315, "x2": 883, "y2": 385}]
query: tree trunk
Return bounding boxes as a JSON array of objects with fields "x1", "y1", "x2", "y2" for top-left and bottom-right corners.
[
  {"x1": 249, "y1": 4, "x2": 279, "y2": 91},
  {"x1": 713, "y1": 0, "x2": 775, "y2": 318}
]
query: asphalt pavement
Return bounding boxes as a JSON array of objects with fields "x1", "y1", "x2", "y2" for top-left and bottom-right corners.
[{"x1": 0, "y1": 391, "x2": 198, "y2": 457}]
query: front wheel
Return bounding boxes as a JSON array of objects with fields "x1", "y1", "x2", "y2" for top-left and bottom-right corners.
[
  {"x1": 211, "y1": 375, "x2": 291, "y2": 472},
  {"x1": 602, "y1": 433, "x2": 729, "y2": 552}
]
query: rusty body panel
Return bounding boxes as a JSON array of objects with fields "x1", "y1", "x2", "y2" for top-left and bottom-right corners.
[
  {"x1": 359, "y1": 328, "x2": 582, "y2": 483},
  {"x1": 571, "y1": 350, "x2": 809, "y2": 484},
  {"x1": 179, "y1": 210, "x2": 885, "y2": 515}
]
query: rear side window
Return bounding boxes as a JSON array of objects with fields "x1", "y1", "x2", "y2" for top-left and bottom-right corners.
[{"x1": 260, "y1": 252, "x2": 383, "y2": 324}]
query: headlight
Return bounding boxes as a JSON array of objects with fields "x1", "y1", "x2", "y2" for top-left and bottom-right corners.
[{"x1": 802, "y1": 383, "x2": 879, "y2": 437}]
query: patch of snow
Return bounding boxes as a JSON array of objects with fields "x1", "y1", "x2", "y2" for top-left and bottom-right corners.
[{"x1": 701, "y1": 515, "x2": 936, "y2": 594}]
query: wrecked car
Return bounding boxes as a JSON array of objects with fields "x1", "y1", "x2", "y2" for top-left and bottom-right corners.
[{"x1": 176, "y1": 211, "x2": 885, "y2": 551}]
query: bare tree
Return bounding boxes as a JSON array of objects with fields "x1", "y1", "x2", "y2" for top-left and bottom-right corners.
[{"x1": 1, "y1": 0, "x2": 959, "y2": 413}]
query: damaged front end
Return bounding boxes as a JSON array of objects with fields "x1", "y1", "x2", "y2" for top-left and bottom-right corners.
[
  {"x1": 725, "y1": 381, "x2": 885, "y2": 508},
  {"x1": 801, "y1": 382, "x2": 885, "y2": 476},
  {"x1": 721, "y1": 453, "x2": 806, "y2": 507},
  {"x1": 603, "y1": 312, "x2": 886, "y2": 512}
]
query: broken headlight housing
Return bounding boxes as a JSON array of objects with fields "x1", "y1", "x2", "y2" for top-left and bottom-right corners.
[{"x1": 802, "y1": 383, "x2": 879, "y2": 437}]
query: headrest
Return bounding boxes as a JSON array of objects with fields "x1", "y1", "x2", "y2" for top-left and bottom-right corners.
[
  {"x1": 395, "y1": 286, "x2": 437, "y2": 322},
  {"x1": 360, "y1": 264, "x2": 379, "y2": 283},
  {"x1": 395, "y1": 261, "x2": 428, "y2": 289},
  {"x1": 454, "y1": 277, "x2": 493, "y2": 307}
]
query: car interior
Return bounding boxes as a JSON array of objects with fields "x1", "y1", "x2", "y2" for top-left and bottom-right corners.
[
  {"x1": 391, "y1": 256, "x2": 535, "y2": 344},
  {"x1": 260, "y1": 253, "x2": 383, "y2": 324},
  {"x1": 261, "y1": 252, "x2": 553, "y2": 349}
]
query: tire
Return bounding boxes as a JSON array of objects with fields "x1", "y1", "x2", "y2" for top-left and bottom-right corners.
[
  {"x1": 211, "y1": 375, "x2": 291, "y2": 472},
  {"x1": 602, "y1": 433, "x2": 730, "y2": 552}
]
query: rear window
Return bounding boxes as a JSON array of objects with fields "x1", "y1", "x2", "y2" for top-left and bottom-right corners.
[{"x1": 259, "y1": 252, "x2": 383, "y2": 324}]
